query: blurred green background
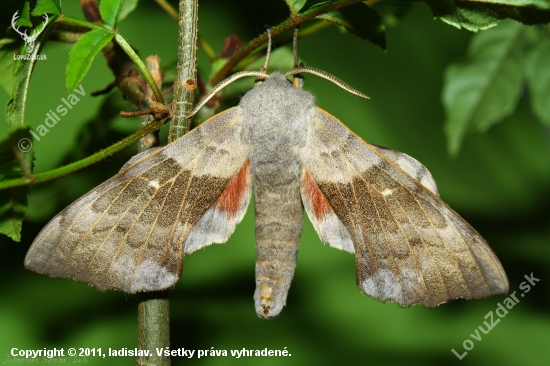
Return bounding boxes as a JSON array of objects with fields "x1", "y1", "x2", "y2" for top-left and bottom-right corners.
[{"x1": 1, "y1": 1, "x2": 549, "y2": 365}]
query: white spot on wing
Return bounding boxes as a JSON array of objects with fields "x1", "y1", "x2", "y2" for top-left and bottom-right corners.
[
  {"x1": 381, "y1": 188, "x2": 393, "y2": 197},
  {"x1": 361, "y1": 269, "x2": 403, "y2": 303},
  {"x1": 148, "y1": 180, "x2": 160, "y2": 189},
  {"x1": 131, "y1": 259, "x2": 177, "y2": 291},
  {"x1": 362, "y1": 276, "x2": 379, "y2": 298}
]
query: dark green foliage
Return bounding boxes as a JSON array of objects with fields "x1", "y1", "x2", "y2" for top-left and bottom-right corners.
[
  {"x1": 0, "y1": 127, "x2": 32, "y2": 242},
  {"x1": 443, "y1": 21, "x2": 550, "y2": 154},
  {"x1": 421, "y1": 0, "x2": 550, "y2": 30},
  {"x1": 526, "y1": 35, "x2": 550, "y2": 124}
]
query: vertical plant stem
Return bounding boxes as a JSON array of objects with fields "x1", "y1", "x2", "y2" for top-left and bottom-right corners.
[
  {"x1": 136, "y1": 57, "x2": 170, "y2": 366},
  {"x1": 137, "y1": 292, "x2": 171, "y2": 366},
  {"x1": 137, "y1": 1, "x2": 198, "y2": 365},
  {"x1": 169, "y1": 0, "x2": 199, "y2": 141}
]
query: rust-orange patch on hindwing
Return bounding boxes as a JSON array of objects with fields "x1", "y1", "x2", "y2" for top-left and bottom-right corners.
[
  {"x1": 303, "y1": 169, "x2": 332, "y2": 219},
  {"x1": 215, "y1": 159, "x2": 250, "y2": 217}
]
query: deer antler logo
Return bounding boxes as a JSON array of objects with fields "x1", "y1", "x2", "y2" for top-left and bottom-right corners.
[{"x1": 11, "y1": 11, "x2": 49, "y2": 54}]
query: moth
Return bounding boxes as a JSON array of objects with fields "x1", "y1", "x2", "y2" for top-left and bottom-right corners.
[{"x1": 25, "y1": 34, "x2": 509, "y2": 319}]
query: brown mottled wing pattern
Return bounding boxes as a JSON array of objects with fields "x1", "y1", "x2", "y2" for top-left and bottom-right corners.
[
  {"x1": 300, "y1": 107, "x2": 508, "y2": 307},
  {"x1": 25, "y1": 107, "x2": 249, "y2": 293}
]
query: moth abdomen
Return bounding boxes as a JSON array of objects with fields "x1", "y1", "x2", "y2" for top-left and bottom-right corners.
[{"x1": 252, "y1": 155, "x2": 303, "y2": 319}]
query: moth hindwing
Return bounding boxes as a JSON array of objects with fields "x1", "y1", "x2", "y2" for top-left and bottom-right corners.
[{"x1": 26, "y1": 71, "x2": 508, "y2": 319}]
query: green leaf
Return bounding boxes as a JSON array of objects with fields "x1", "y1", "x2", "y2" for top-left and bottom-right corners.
[
  {"x1": 99, "y1": 0, "x2": 125, "y2": 28},
  {"x1": 316, "y1": 2, "x2": 386, "y2": 49},
  {"x1": 0, "y1": 127, "x2": 34, "y2": 242},
  {"x1": 286, "y1": 0, "x2": 308, "y2": 13},
  {"x1": 422, "y1": 0, "x2": 500, "y2": 31},
  {"x1": 118, "y1": 0, "x2": 139, "y2": 22},
  {"x1": 526, "y1": 37, "x2": 550, "y2": 125},
  {"x1": 437, "y1": 5, "x2": 500, "y2": 31},
  {"x1": 6, "y1": 15, "x2": 57, "y2": 131},
  {"x1": 32, "y1": 0, "x2": 62, "y2": 16},
  {"x1": 420, "y1": 0, "x2": 550, "y2": 31},
  {"x1": 66, "y1": 29, "x2": 114, "y2": 93},
  {"x1": 14, "y1": 2, "x2": 33, "y2": 28},
  {"x1": 442, "y1": 21, "x2": 528, "y2": 155},
  {"x1": 0, "y1": 186, "x2": 29, "y2": 242}
]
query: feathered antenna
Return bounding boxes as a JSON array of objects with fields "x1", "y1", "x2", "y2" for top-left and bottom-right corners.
[{"x1": 285, "y1": 67, "x2": 369, "y2": 99}]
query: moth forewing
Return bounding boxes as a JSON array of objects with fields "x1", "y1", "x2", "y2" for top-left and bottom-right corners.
[
  {"x1": 300, "y1": 107, "x2": 509, "y2": 307},
  {"x1": 25, "y1": 108, "x2": 251, "y2": 293}
]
